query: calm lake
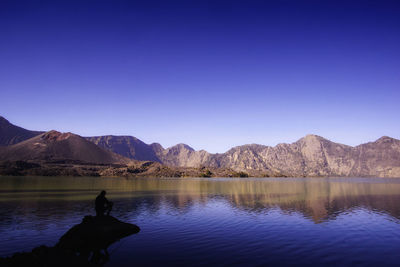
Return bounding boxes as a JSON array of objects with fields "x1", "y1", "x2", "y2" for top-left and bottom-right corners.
[{"x1": 1, "y1": 176, "x2": 400, "y2": 266}]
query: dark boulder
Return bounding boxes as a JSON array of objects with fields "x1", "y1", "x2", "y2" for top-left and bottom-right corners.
[
  {"x1": 0, "y1": 216, "x2": 140, "y2": 266},
  {"x1": 57, "y1": 215, "x2": 140, "y2": 252}
]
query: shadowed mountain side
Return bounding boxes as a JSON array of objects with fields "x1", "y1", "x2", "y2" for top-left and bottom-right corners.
[
  {"x1": 85, "y1": 135, "x2": 161, "y2": 162},
  {"x1": 0, "y1": 116, "x2": 43, "y2": 146},
  {"x1": 0, "y1": 131, "x2": 132, "y2": 165}
]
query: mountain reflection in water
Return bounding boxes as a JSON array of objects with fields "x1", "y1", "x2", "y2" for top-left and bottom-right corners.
[
  {"x1": 1, "y1": 177, "x2": 400, "y2": 266},
  {"x1": 2, "y1": 177, "x2": 399, "y2": 222}
]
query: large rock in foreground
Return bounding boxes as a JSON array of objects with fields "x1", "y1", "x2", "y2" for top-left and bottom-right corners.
[
  {"x1": 57, "y1": 215, "x2": 140, "y2": 252},
  {"x1": 0, "y1": 216, "x2": 140, "y2": 266}
]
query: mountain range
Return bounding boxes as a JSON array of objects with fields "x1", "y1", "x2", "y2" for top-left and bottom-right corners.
[{"x1": 1, "y1": 116, "x2": 399, "y2": 177}]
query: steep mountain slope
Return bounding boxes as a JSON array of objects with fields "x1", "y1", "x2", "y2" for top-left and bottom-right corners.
[
  {"x1": 85, "y1": 136, "x2": 161, "y2": 162},
  {"x1": 0, "y1": 116, "x2": 43, "y2": 145},
  {"x1": 0, "y1": 130, "x2": 131, "y2": 164}
]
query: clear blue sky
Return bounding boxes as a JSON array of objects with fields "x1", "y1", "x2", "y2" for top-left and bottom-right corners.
[{"x1": 1, "y1": 0, "x2": 399, "y2": 153}]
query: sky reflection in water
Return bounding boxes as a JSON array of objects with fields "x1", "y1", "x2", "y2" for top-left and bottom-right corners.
[{"x1": 1, "y1": 177, "x2": 400, "y2": 266}]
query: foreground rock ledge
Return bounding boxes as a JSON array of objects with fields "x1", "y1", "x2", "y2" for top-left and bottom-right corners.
[{"x1": 0, "y1": 215, "x2": 140, "y2": 266}]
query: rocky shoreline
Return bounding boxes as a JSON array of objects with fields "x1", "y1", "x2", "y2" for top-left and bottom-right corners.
[{"x1": 0, "y1": 160, "x2": 281, "y2": 178}]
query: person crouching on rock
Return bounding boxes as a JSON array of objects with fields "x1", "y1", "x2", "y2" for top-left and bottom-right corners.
[{"x1": 95, "y1": 190, "x2": 113, "y2": 216}]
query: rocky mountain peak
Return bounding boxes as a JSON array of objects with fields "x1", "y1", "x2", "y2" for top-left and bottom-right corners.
[
  {"x1": 375, "y1": 136, "x2": 397, "y2": 143},
  {"x1": 41, "y1": 130, "x2": 74, "y2": 142},
  {"x1": 302, "y1": 134, "x2": 324, "y2": 141},
  {"x1": 168, "y1": 143, "x2": 195, "y2": 152},
  {"x1": 150, "y1": 143, "x2": 164, "y2": 151},
  {"x1": 296, "y1": 134, "x2": 331, "y2": 147}
]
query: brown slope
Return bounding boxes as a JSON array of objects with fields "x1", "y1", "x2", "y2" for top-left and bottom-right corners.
[
  {"x1": 0, "y1": 130, "x2": 131, "y2": 164},
  {"x1": 0, "y1": 116, "x2": 43, "y2": 146}
]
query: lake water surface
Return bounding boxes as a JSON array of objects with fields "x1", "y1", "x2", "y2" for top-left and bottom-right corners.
[{"x1": 1, "y1": 176, "x2": 400, "y2": 266}]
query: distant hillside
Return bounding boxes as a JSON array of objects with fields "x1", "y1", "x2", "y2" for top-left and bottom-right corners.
[
  {"x1": 0, "y1": 116, "x2": 43, "y2": 145},
  {"x1": 0, "y1": 130, "x2": 131, "y2": 164},
  {"x1": 85, "y1": 135, "x2": 161, "y2": 162}
]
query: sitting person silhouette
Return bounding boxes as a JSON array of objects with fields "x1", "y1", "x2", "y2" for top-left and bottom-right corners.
[{"x1": 95, "y1": 190, "x2": 113, "y2": 216}]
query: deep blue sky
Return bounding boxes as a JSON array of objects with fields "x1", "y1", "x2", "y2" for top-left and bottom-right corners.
[{"x1": 1, "y1": 0, "x2": 399, "y2": 152}]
